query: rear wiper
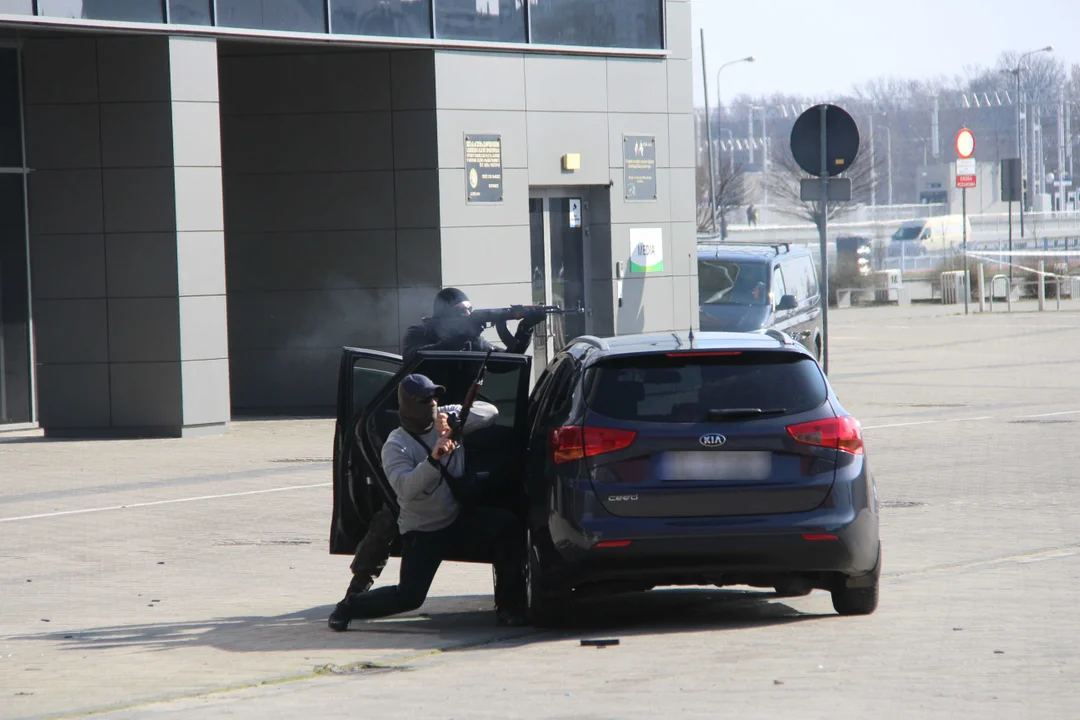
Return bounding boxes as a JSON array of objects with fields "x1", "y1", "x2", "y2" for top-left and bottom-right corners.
[{"x1": 706, "y1": 407, "x2": 787, "y2": 420}]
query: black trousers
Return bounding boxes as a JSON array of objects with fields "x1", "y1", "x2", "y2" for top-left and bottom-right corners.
[
  {"x1": 343, "y1": 505, "x2": 526, "y2": 620},
  {"x1": 346, "y1": 506, "x2": 398, "y2": 595}
]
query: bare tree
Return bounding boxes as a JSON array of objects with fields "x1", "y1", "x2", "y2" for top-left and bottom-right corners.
[
  {"x1": 696, "y1": 160, "x2": 748, "y2": 235},
  {"x1": 763, "y1": 141, "x2": 882, "y2": 234}
]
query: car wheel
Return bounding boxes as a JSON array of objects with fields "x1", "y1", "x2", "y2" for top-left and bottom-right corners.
[
  {"x1": 525, "y1": 530, "x2": 564, "y2": 627},
  {"x1": 830, "y1": 582, "x2": 879, "y2": 616}
]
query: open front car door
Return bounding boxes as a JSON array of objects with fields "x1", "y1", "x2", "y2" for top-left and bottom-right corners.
[{"x1": 330, "y1": 347, "x2": 402, "y2": 556}]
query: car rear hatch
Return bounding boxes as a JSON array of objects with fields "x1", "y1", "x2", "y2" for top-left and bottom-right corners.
[{"x1": 568, "y1": 349, "x2": 843, "y2": 518}]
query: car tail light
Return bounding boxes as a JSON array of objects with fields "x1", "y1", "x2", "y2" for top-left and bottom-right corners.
[
  {"x1": 594, "y1": 540, "x2": 633, "y2": 548},
  {"x1": 786, "y1": 416, "x2": 864, "y2": 455},
  {"x1": 550, "y1": 426, "x2": 637, "y2": 464}
]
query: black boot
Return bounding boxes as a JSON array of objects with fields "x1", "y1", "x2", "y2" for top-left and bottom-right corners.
[{"x1": 327, "y1": 599, "x2": 351, "y2": 632}]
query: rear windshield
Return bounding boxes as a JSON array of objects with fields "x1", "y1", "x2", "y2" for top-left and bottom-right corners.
[
  {"x1": 698, "y1": 259, "x2": 769, "y2": 306},
  {"x1": 583, "y1": 352, "x2": 828, "y2": 423}
]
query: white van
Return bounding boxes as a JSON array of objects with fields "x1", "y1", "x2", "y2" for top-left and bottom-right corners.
[{"x1": 888, "y1": 214, "x2": 973, "y2": 257}]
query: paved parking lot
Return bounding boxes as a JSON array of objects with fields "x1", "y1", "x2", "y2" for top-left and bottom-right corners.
[{"x1": 3, "y1": 300, "x2": 1080, "y2": 720}]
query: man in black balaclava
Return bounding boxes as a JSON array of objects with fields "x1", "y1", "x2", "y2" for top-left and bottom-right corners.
[{"x1": 402, "y1": 287, "x2": 541, "y2": 364}]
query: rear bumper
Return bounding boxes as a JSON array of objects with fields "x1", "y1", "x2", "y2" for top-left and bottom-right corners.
[{"x1": 545, "y1": 506, "x2": 879, "y2": 590}]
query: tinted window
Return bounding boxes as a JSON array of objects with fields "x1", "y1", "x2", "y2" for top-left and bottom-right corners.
[
  {"x1": 0, "y1": 49, "x2": 21, "y2": 168},
  {"x1": 699, "y1": 258, "x2": 769, "y2": 306},
  {"x1": 39, "y1": 0, "x2": 164, "y2": 21},
  {"x1": 528, "y1": 0, "x2": 662, "y2": 49},
  {"x1": 393, "y1": 355, "x2": 527, "y2": 431},
  {"x1": 435, "y1": 0, "x2": 526, "y2": 43},
  {"x1": 217, "y1": 0, "x2": 326, "y2": 32},
  {"x1": 584, "y1": 352, "x2": 828, "y2": 423},
  {"x1": 0, "y1": 1, "x2": 32, "y2": 15},
  {"x1": 332, "y1": 0, "x2": 431, "y2": 37},
  {"x1": 0, "y1": 173, "x2": 31, "y2": 423},
  {"x1": 170, "y1": 0, "x2": 212, "y2": 25}
]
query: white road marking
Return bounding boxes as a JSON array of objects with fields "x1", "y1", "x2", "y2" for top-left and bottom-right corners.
[
  {"x1": 862, "y1": 416, "x2": 992, "y2": 430},
  {"x1": 6, "y1": 407, "x2": 1079, "y2": 523},
  {"x1": 0, "y1": 483, "x2": 331, "y2": 524},
  {"x1": 1016, "y1": 410, "x2": 1080, "y2": 419}
]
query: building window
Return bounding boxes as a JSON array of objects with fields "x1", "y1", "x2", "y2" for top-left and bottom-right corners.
[
  {"x1": 169, "y1": 0, "x2": 212, "y2": 25},
  {"x1": 528, "y1": 0, "x2": 663, "y2": 49},
  {"x1": 434, "y1": 0, "x2": 525, "y2": 44},
  {"x1": 0, "y1": 1, "x2": 33, "y2": 15},
  {"x1": 217, "y1": 0, "x2": 326, "y2": 33},
  {"x1": 332, "y1": 0, "x2": 431, "y2": 38},
  {"x1": 37, "y1": 0, "x2": 165, "y2": 22}
]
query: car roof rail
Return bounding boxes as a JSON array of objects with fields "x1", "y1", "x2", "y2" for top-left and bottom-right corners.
[
  {"x1": 763, "y1": 328, "x2": 792, "y2": 344},
  {"x1": 568, "y1": 335, "x2": 610, "y2": 352},
  {"x1": 698, "y1": 240, "x2": 792, "y2": 254}
]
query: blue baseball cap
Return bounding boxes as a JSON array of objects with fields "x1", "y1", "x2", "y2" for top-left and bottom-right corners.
[{"x1": 400, "y1": 374, "x2": 445, "y2": 400}]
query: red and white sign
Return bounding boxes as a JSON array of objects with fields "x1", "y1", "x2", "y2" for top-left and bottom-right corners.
[
  {"x1": 955, "y1": 130, "x2": 977, "y2": 188},
  {"x1": 955, "y1": 128, "x2": 976, "y2": 159}
]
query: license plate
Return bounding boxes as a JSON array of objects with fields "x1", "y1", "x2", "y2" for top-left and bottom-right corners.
[{"x1": 658, "y1": 451, "x2": 772, "y2": 481}]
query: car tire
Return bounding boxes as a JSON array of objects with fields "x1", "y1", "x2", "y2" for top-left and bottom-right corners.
[
  {"x1": 525, "y1": 530, "x2": 565, "y2": 628},
  {"x1": 830, "y1": 582, "x2": 879, "y2": 616}
]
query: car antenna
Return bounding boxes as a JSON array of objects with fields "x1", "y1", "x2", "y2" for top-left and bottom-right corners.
[{"x1": 688, "y1": 327, "x2": 695, "y2": 347}]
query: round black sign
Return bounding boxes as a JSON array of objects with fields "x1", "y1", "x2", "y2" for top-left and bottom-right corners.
[{"x1": 790, "y1": 104, "x2": 860, "y2": 178}]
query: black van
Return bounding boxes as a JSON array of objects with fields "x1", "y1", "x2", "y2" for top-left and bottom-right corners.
[{"x1": 698, "y1": 243, "x2": 823, "y2": 360}]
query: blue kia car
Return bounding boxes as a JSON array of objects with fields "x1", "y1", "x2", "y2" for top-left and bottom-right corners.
[{"x1": 331, "y1": 329, "x2": 881, "y2": 626}]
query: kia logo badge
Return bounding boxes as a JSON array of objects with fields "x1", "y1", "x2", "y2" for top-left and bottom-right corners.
[{"x1": 699, "y1": 433, "x2": 727, "y2": 448}]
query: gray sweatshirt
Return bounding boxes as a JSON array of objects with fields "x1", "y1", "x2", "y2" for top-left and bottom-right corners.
[{"x1": 380, "y1": 401, "x2": 498, "y2": 534}]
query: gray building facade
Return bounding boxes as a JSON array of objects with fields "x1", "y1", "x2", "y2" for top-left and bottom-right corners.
[{"x1": 0, "y1": 0, "x2": 696, "y2": 437}]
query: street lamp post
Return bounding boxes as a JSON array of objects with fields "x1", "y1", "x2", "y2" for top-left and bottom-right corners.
[
  {"x1": 1012, "y1": 45, "x2": 1055, "y2": 240},
  {"x1": 714, "y1": 55, "x2": 755, "y2": 193}
]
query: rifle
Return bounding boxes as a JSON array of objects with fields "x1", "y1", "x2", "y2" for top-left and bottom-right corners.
[
  {"x1": 469, "y1": 303, "x2": 583, "y2": 329},
  {"x1": 447, "y1": 347, "x2": 494, "y2": 443}
]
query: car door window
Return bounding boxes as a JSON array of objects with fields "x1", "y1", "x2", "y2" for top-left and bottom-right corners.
[
  {"x1": 772, "y1": 265, "x2": 788, "y2": 307},
  {"x1": 801, "y1": 256, "x2": 819, "y2": 297}
]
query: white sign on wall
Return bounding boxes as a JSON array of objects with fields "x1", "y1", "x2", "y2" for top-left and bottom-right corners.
[
  {"x1": 629, "y1": 227, "x2": 663, "y2": 273},
  {"x1": 569, "y1": 198, "x2": 582, "y2": 228}
]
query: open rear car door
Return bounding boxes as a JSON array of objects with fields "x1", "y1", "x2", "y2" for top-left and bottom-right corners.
[{"x1": 339, "y1": 349, "x2": 533, "y2": 562}]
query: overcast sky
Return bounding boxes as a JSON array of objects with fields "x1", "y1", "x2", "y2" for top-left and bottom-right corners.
[{"x1": 690, "y1": 0, "x2": 1080, "y2": 105}]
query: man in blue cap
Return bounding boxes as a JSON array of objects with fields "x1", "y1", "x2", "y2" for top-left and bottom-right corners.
[
  {"x1": 328, "y1": 373, "x2": 527, "y2": 629},
  {"x1": 338, "y1": 287, "x2": 540, "y2": 604}
]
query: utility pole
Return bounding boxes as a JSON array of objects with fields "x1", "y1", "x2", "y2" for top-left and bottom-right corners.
[
  {"x1": 700, "y1": 29, "x2": 718, "y2": 235},
  {"x1": 869, "y1": 114, "x2": 876, "y2": 206}
]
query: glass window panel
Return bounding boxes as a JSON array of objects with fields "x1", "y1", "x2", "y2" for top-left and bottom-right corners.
[
  {"x1": 169, "y1": 0, "x2": 212, "y2": 25},
  {"x1": 435, "y1": 0, "x2": 525, "y2": 44},
  {"x1": 38, "y1": 0, "x2": 165, "y2": 23},
  {"x1": 332, "y1": 0, "x2": 431, "y2": 38},
  {"x1": 0, "y1": 1, "x2": 34, "y2": 15},
  {"x1": 217, "y1": 0, "x2": 326, "y2": 33},
  {"x1": 0, "y1": 173, "x2": 32, "y2": 424},
  {"x1": 0, "y1": 49, "x2": 22, "y2": 167},
  {"x1": 528, "y1": 0, "x2": 663, "y2": 49}
]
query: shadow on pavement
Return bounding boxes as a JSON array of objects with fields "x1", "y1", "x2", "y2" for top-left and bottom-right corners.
[{"x1": 9, "y1": 588, "x2": 825, "y2": 658}]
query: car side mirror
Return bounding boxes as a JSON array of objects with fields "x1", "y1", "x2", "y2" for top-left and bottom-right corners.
[{"x1": 777, "y1": 294, "x2": 798, "y2": 311}]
